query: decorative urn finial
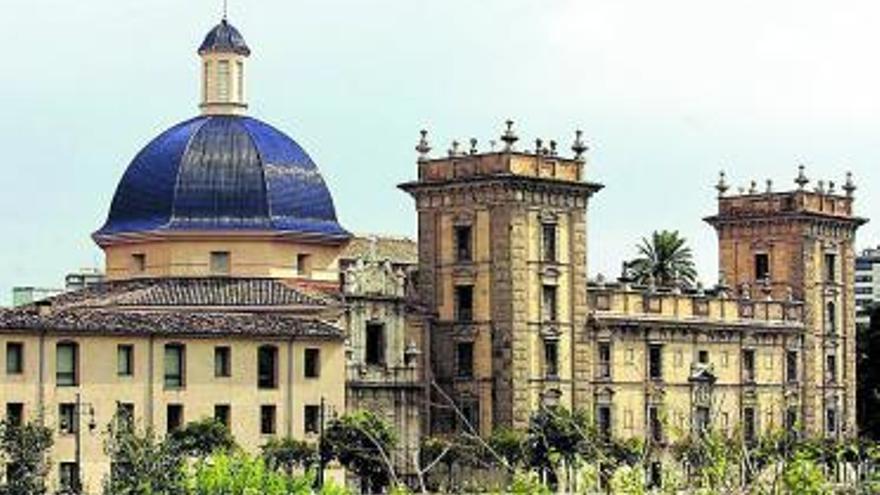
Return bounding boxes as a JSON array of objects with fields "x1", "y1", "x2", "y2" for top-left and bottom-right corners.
[
  {"x1": 748, "y1": 180, "x2": 758, "y2": 194},
  {"x1": 716, "y1": 171, "x2": 730, "y2": 197},
  {"x1": 795, "y1": 165, "x2": 809, "y2": 190},
  {"x1": 549, "y1": 140, "x2": 558, "y2": 156},
  {"x1": 844, "y1": 171, "x2": 856, "y2": 197},
  {"x1": 765, "y1": 179, "x2": 773, "y2": 194},
  {"x1": 572, "y1": 129, "x2": 588, "y2": 161},
  {"x1": 448, "y1": 140, "x2": 461, "y2": 157},
  {"x1": 469, "y1": 138, "x2": 478, "y2": 155},
  {"x1": 535, "y1": 138, "x2": 544, "y2": 155},
  {"x1": 415, "y1": 130, "x2": 431, "y2": 161},
  {"x1": 501, "y1": 120, "x2": 519, "y2": 151}
]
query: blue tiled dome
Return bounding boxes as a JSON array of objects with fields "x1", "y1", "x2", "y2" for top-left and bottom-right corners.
[
  {"x1": 198, "y1": 20, "x2": 250, "y2": 56},
  {"x1": 94, "y1": 115, "x2": 350, "y2": 242}
]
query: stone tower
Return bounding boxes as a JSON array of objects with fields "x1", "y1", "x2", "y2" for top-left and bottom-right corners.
[
  {"x1": 400, "y1": 124, "x2": 602, "y2": 433},
  {"x1": 704, "y1": 169, "x2": 866, "y2": 436}
]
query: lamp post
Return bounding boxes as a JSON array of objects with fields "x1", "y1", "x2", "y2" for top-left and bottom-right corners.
[{"x1": 71, "y1": 393, "x2": 97, "y2": 494}]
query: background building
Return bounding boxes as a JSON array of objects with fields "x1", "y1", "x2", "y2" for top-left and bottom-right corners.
[{"x1": 855, "y1": 246, "x2": 880, "y2": 327}]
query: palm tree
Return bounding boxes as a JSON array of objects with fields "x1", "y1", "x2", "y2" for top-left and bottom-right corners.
[{"x1": 625, "y1": 230, "x2": 697, "y2": 288}]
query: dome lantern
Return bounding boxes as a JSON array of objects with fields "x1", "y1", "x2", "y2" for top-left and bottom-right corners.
[{"x1": 198, "y1": 19, "x2": 250, "y2": 115}]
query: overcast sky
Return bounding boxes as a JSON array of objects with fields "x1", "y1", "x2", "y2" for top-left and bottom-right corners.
[{"x1": 1, "y1": 0, "x2": 879, "y2": 304}]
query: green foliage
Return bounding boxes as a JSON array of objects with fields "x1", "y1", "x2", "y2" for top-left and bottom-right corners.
[
  {"x1": 608, "y1": 464, "x2": 646, "y2": 495},
  {"x1": 782, "y1": 451, "x2": 830, "y2": 495},
  {"x1": 262, "y1": 438, "x2": 318, "y2": 474},
  {"x1": 504, "y1": 471, "x2": 552, "y2": 495},
  {"x1": 102, "y1": 418, "x2": 187, "y2": 495},
  {"x1": 671, "y1": 428, "x2": 741, "y2": 491},
  {"x1": 488, "y1": 427, "x2": 527, "y2": 469},
  {"x1": 170, "y1": 418, "x2": 236, "y2": 459},
  {"x1": 626, "y1": 230, "x2": 698, "y2": 287},
  {"x1": 0, "y1": 420, "x2": 54, "y2": 495},
  {"x1": 527, "y1": 405, "x2": 594, "y2": 474},
  {"x1": 186, "y1": 452, "x2": 314, "y2": 495},
  {"x1": 320, "y1": 410, "x2": 397, "y2": 494}
]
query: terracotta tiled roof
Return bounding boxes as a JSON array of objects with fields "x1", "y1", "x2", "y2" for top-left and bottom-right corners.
[
  {"x1": 342, "y1": 235, "x2": 418, "y2": 265},
  {"x1": 0, "y1": 308, "x2": 343, "y2": 339},
  {"x1": 0, "y1": 278, "x2": 344, "y2": 339},
  {"x1": 42, "y1": 278, "x2": 332, "y2": 309}
]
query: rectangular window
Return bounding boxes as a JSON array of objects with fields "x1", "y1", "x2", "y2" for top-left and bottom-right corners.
[
  {"x1": 236, "y1": 60, "x2": 244, "y2": 102},
  {"x1": 6, "y1": 403, "x2": 24, "y2": 427},
  {"x1": 164, "y1": 344, "x2": 185, "y2": 389},
  {"x1": 743, "y1": 407, "x2": 756, "y2": 442},
  {"x1": 203, "y1": 61, "x2": 211, "y2": 101},
  {"x1": 743, "y1": 349, "x2": 756, "y2": 382},
  {"x1": 454, "y1": 225, "x2": 472, "y2": 262},
  {"x1": 648, "y1": 406, "x2": 662, "y2": 443},
  {"x1": 210, "y1": 251, "x2": 230, "y2": 275},
  {"x1": 59, "y1": 463, "x2": 78, "y2": 492},
  {"x1": 826, "y1": 408, "x2": 837, "y2": 436},
  {"x1": 296, "y1": 254, "x2": 311, "y2": 277},
  {"x1": 786, "y1": 350, "x2": 798, "y2": 382},
  {"x1": 755, "y1": 253, "x2": 770, "y2": 281},
  {"x1": 455, "y1": 285, "x2": 474, "y2": 321},
  {"x1": 459, "y1": 400, "x2": 480, "y2": 435},
  {"x1": 456, "y1": 342, "x2": 474, "y2": 378},
  {"x1": 544, "y1": 340, "x2": 559, "y2": 378},
  {"x1": 786, "y1": 407, "x2": 798, "y2": 433},
  {"x1": 596, "y1": 406, "x2": 612, "y2": 440},
  {"x1": 117, "y1": 344, "x2": 134, "y2": 376},
  {"x1": 167, "y1": 404, "x2": 183, "y2": 433},
  {"x1": 597, "y1": 342, "x2": 611, "y2": 379},
  {"x1": 365, "y1": 323, "x2": 385, "y2": 366},
  {"x1": 695, "y1": 406, "x2": 710, "y2": 434},
  {"x1": 260, "y1": 405, "x2": 277, "y2": 435},
  {"x1": 542, "y1": 223, "x2": 557, "y2": 262},
  {"x1": 217, "y1": 60, "x2": 230, "y2": 102},
  {"x1": 6, "y1": 342, "x2": 23, "y2": 374},
  {"x1": 826, "y1": 354, "x2": 837, "y2": 383},
  {"x1": 648, "y1": 345, "x2": 663, "y2": 380},
  {"x1": 542, "y1": 285, "x2": 558, "y2": 321},
  {"x1": 698, "y1": 350, "x2": 709, "y2": 364},
  {"x1": 116, "y1": 402, "x2": 134, "y2": 431},
  {"x1": 304, "y1": 348, "x2": 320, "y2": 378},
  {"x1": 131, "y1": 253, "x2": 146, "y2": 273},
  {"x1": 305, "y1": 405, "x2": 320, "y2": 434},
  {"x1": 56, "y1": 342, "x2": 78, "y2": 387},
  {"x1": 826, "y1": 302, "x2": 837, "y2": 335},
  {"x1": 825, "y1": 253, "x2": 837, "y2": 282},
  {"x1": 59, "y1": 403, "x2": 76, "y2": 434},
  {"x1": 214, "y1": 404, "x2": 230, "y2": 428},
  {"x1": 258, "y1": 346, "x2": 278, "y2": 389},
  {"x1": 214, "y1": 346, "x2": 231, "y2": 377}
]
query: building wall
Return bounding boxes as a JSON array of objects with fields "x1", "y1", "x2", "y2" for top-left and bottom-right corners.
[
  {"x1": 0, "y1": 331, "x2": 345, "y2": 492},
  {"x1": 587, "y1": 287, "x2": 804, "y2": 443},
  {"x1": 342, "y1": 253, "x2": 426, "y2": 476},
  {"x1": 403, "y1": 149, "x2": 599, "y2": 433},
  {"x1": 708, "y1": 189, "x2": 863, "y2": 437},
  {"x1": 102, "y1": 236, "x2": 344, "y2": 282}
]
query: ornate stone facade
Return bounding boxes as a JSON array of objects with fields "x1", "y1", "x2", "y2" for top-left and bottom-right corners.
[
  {"x1": 401, "y1": 127, "x2": 864, "y2": 444},
  {"x1": 704, "y1": 170, "x2": 866, "y2": 437},
  {"x1": 400, "y1": 127, "x2": 602, "y2": 432},
  {"x1": 340, "y1": 237, "x2": 427, "y2": 476}
]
